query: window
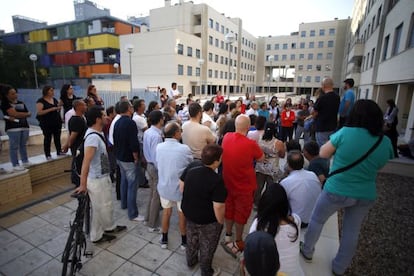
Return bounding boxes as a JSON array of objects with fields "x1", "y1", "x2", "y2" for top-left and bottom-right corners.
[
  {"x1": 267, "y1": 44, "x2": 271, "y2": 50},
  {"x1": 215, "y1": 38, "x2": 219, "y2": 47},
  {"x1": 306, "y1": 76, "x2": 311, "y2": 82},
  {"x1": 408, "y1": 13, "x2": 414, "y2": 49},
  {"x1": 208, "y1": 52, "x2": 213, "y2": 61},
  {"x1": 291, "y1": 43, "x2": 296, "y2": 49},
  {"x1": 301, "y1": 31, "x2": 306, "y2": 37},
  {"x1": 216, "y1": 22, "x2": 219, "y2": 31},
  {"x1": 214, "y1": 70, "x2": 218, "y2": 78},
  {"x1": 187, "y1": 66, "x2": 192, "y2": 76},
  {"x1": 215, "y1": 54, "x2": 218, "y2": 63},
  {"x1": 290, "y1": 54, "x2": 295, "y2": 60},
  {"x1": 300, "y1": 42, "x2": 305, "y2": 49},
  {"x1": 308, "y1": 53, "x2": 314, "y2": 60},
  {"x1": 298, "y1": 64, "x2": 303, "y2": 70},
  {"x1": 310, "y1": 30, "x2": 315, "y2": 37},
  {"x1": 221, "y1": 40, "x2": 224, "y2": 49},
  {"x1": 196, "y1": 67, "x2": 200, "y2": 77},
  {"x1": 282, "y1": 54, "x2": 287, "y2": 60},
  {"x1": 382, "y1": 35, "x2": 389, "y2": 60},
  {"x1": 221, "y1": 25, "x2": 225, "y2": 34},
  {"x1": 316, "y1": 65, "x2": 321, "y2": 71},
  {"x1": 187, "y1": 46, "x2": 192, "y2": 57},
  {"x1": 317, "y1": 53, "x2": 323, "y2": 60},
  {"x1": 225, "y1": 72, "x2": 227, "y2": 79},
  {"x1": 326, "y1": 52, "x2": 333, "y2": 59},
  {"x1": 366, "y1": 53, "x2": 370, "y2": 70},
  {"x1": 309, "y1": 42, "x2": 314, "y2": 48},
  {"x1": 208, "y1": 69, "x2": 212, "y2": 78},
  {"x1": 307, "y1": 64, "x2": 312, "y2": 70},
  {"x1": 297, "y1": 76, "x2": 303, "y2": 82},
  {"x1": 196, "y1": 49, "x2": 201, "y2": 58},
  {"x1": 283, "y1": 43, "x2": 288, "y2": 49},
  {"x1": 220, "y1": 71, "x2": 223, "y2": 79},
  {"x1": 225, "y1": 57, "x2": 228, "y2": 65},
  {"x1": 329, "y1": 28, "x2": 335, "y2": 35},
  {"x1": 177, "y1": 44, "x2": 183, "y2": 55},
  {"x1": 392, "y1": 23, "x2": 403, "y2": 55},
  {"x1": 274, "y1": 55, "x2": 279, "y2": 61},
  {"x1": 209, "y1": 36, "x2": 213, "y2": 45},
  {"x1": 274, "y1": 43, "x2": 279, "y2": 50},
  {"x1": 209, "y1": 18, "x2": 213, "y2": 28},
  {"x1": 377, "y1": 6, "x2": 382, "y2": 27},
  {"x1": 299, "y1": 53, "x2": 304, "y2": 59},
  {"x1": 318, "y1": 41, "x2": 324, "y2": 48},
  {"x1": 315, "y1": 76, "x2": 321, "y2": 83},
  {"x1": 328, "y1": 40, "x2": 334, "y2": 47},
  {"x1": 319, "y1": 29, "x2": 325, "y2": 36},
  {"x1": 178, "y1": 64, "x2": 184, "y2": 75},
  {"x1": 372, "y1": 16, "x2": 376, "y2": 33},
  {"x1": 370, "y1": 48, "x2": 375, "y2": 68},
  {"x1": 220, "y1": 56, "x2": 224, "y2": 64}
]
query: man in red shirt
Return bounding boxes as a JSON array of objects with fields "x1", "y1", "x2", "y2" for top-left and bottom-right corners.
[
  {"x1": 214, "y1": 90, "x2": 224, "y2": 104},
  {"x1": 221, "y1": 114, "x2": 264, "y2": 258}
]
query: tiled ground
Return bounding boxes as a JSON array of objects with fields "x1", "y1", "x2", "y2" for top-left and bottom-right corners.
[{"x1": 0, "y1": 186, "x2": 339, "y2": 276}]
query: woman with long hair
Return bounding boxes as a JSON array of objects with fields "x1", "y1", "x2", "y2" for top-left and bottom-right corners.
[
  {"x1": 0, "y1": 84, "x2": 31, "y2": 170},
  {"x1": 300, "y1": 100, "x2": 394, "y2": 275},
  {"x1": 36, "y1": 86, "x2": 63, "y2": 160},
  {"x1": 86, "y1": 84, "x2": 104, "y2": 107},
  {"x1": 249, "y1": 183, "x2": 303, "y2": 276},
  {"x1": 145, "y1": 101, "x2": 160, "y2": 118},
  {"x1": 60, "y1": 84, "x2": 78, "y2": 115}
]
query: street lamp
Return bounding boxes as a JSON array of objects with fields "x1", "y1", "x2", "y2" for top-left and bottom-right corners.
[
  {"x1": 113, "y1": 63, "x2": 119, "y2": 74},
  {"x1": 126, "y1": 44, "x2": 134, "y2": 93},
  {"x1": 198, "y1": 58, "x2": 204, "y2": 100},
  {"x1": 29, "y1": 54, "x2": 38, "y2": 89},
  {"x1": 225, "y1": 32, "x2": 236, "y2": 99}
]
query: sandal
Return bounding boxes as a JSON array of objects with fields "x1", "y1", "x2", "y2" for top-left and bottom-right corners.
[{"x1": 221, "y1": 241, "x2": 242, "y2": 258}]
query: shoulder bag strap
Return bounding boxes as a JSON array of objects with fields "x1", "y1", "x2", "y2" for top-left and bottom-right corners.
[{"x1": 327, "y1": 135, "x2": 383, "y2": 178}]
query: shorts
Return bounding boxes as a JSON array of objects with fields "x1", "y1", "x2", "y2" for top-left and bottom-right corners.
[
  {"x1": 160, "y1": 196, "x2": 182, "y2": 212},
  {"x1": 224, "y1": 190, "x2": 254, "y2": 224}
]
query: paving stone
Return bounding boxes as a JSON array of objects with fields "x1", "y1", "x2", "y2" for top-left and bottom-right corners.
[
  {"x1": 80, "y1": 250, "x2": 125, "y2": 276},
  {"x1": 0, "y1": 238, "x2": 33, "y2": 266},
  {"x1": 155, "y1": 252, "x2": 198, "y2": 276},
  {"x1": 25, "y1": 200, "x2": 58, "y2": 215},
  {"x1": 38, "y1": 206, "x2": 73, "y2": 229},
  {"x1": 111, "y1": 261, "x2": 153, "y2": 276},
  {"x1": 22, "y1": 224, "x2": 65, "y2": 246},
  {"x1": 7, "y1": 216, "x2": 49, "y2": 237},
  {"x1": 0, "y1": 230, "x2": 18, "y2": 247},
  {"x1": 129, "y1": 243, "x2": 173, "y2": 271},
  {"x1": 38, "y1": 232, "x2": 69, "y2": 257},
  {"x1": 107, "y1": 233, "x2": 147, "y2": 259},
  {"x1": 0, "y1": 248, "x2": 51, "y2": 275},
  {"x1": 30, "y1": 258, "x2": 63, "y2": 276}
]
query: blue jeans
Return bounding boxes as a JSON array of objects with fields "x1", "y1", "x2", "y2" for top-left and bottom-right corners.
[
  {"x1": 302, "y1": 190, "x2": 374, "y2": 274},
  {"x1": 7, "y1": 130, "x2": 29, "y2": 166},
  {"x1": 118, "y1": 160, "x2": 139, "y2": 219},
  {"x1": 315, "y1": 131, "x2": 334, "y2": 147}
]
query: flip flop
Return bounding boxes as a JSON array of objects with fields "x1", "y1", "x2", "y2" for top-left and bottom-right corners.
[{"x1": 221, "y1": 241, "x2": 241, "y2": 258}]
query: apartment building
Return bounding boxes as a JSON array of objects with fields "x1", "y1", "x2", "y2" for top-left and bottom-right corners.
[
  {"x1": 120, "y1": 0, "x2": 257, "y2": 96},
  {"x1": 260, "y1": 19, "x2": 349, "y2": 95},
  {"x1": 0, "y1": 1, "x2": 139, "y2": 88},
  {"x1": 343, "y1": 0, "x2": 414, "y2": 141}
]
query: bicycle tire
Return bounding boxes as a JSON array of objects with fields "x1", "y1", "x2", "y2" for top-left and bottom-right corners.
[
  {"x1": 69, "y1": 230, "x2": 81, "y2": 276},
  {"x1": 84, "y1": 195, "x2": 91, "y2": 236},
  {"x1": 61, "y1": 225, "x2": 76, "y2": 276}
]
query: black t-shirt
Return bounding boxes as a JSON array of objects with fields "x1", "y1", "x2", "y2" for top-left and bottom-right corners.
[
  {"x1": 181, "y1": 161, "x2": 227, "y2": 225},
  {"x1": 313, "y1": 92, "x2": 340, "y2": 132},
  {"x1": 0, "y1": 100, "x2": 29, "y2": 131},
  {"x1": 68, "y1": 115, "x2": 87, "y2": 154},
  {"x1": 36, "y1": 97, "x2": 62, "y2": 128}
]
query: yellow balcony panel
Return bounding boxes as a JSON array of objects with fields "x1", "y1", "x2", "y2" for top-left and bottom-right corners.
[
  {"x1": 76, "y1": 34, "x2": 119, "y2": 50},
  {"x1": 29, "y1": 30, "x2": 51, "y2": 42}
]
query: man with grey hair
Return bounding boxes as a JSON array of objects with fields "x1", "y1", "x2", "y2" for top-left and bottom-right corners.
[
  {"x1": 245, "y1": 101, "x2": 259, "y2": 117},
  {"x1": 312, "y1": 77, "x2": 340, "y2": 147}
]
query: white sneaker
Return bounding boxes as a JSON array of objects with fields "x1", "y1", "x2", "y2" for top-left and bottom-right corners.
[
  {"x1": 148, "y1": 227, "x2": 160, "y2": 233},
  {"x1": 13, "y1": 165, "x2": 26, "y2": 172},
  {"x1": 22, "y1": 162, "x2": 33, "y2": 168},
  {"x1": 180, "y1": 243, "x2": 187, "y2": 251},
  {"x1": 159, "y1": 237, "x2": 168, "y2": 249},
  {"x1": 131, "y1": 215, "x2": 145, "y2": 222}
]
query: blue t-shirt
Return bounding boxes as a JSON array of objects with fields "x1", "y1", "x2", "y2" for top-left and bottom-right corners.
[
  {"x1": 338, "y1": 89, "x2": 355, "y2": 117},
  {"x1": 258, "y1": 109, "x2": 270, "y2": 121},
  {"x1": 324, "y1": 127, "x2": 393, "y2": 200}
]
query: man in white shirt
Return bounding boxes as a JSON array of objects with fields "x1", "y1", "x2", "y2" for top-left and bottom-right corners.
[
  {"x1": 168, "y1": 82, "x2": 182, "y2": 99},
  {"x1": 245, "y1": 102, "x2": 259, "y2": 117},
  {"x1": 280, "y1": 150, "x2": 321, "y2": 228}
]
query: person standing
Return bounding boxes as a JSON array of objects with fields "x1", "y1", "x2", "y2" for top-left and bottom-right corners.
[
  {"x1": 75, "y1": 106, "x2": 126, "y2": 243},
  {"x1": 280, "y1": 103, "x2": 295, "y2": 142},
  {"x1": 338, "y1": 78, "x2": 355, "y2": 128},
  {"x1": 384, "y1": 99, "x2": 399, "y2": 158},
  {"x1": 36, "y1": 86, "x2": 63, "y2": 160},
  {"x1": 113, "y1": 101, "x2": 142, "y2": 221},
  {"x1": 294, "y1": 102, "x2": 310, "y2": 142},
  {"x1": 180, "y1": 144, "x2": 226, "y2": 276},
  {"x1": 156, "y1": 122, "x2": 193, "y2": 250},
  {"x1": 143, "y1": 110, "x2": 164, "y2": 232},
  {"x1": 86, "y1": 85, "x2": 104, "y2": 108},
  {"x1": 60, "y1": 84, "x2": 79, "y2": 116},
  {"x1": 168, "y1": 82, "x2": 182, "y2": 100},
  {"x1": 312, "y1": 77, "x2": 340, "y2": 147},
  {"x1": 221, "y1": 114, "x2": 264, "y2": 257},
  {"x1": 0, "y1": 84, "x2": 31, "y2": 171},
  {"x1": 62, "y1": 100, "x2": 88, "y2": 186},
  {"x1": 300, "y1": 100, "x2": 394, "y2": 275},
  {"x1": 132, "y1": 99, "x2": 149, "y2": 188}
]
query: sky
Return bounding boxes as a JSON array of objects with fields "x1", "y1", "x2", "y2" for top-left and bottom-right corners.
[{"x1": 0, "y1": 0, "x2": 354, "y2": 36}]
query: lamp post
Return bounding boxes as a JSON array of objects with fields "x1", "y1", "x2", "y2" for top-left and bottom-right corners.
[
  {"x1": 198, "y1": 58, "x2": 204, "y2": 100},
  {"x1": 113, "y1": 63, "x2": 119, "y2": 74},
  {"x1": 268, "y1": 55, "x2": 274, "y2": 101},
  {"x1": 225, "y1": 32, "x2": 236, "y2": 99},
  {"x1": 126, "y1": 44, "x2": 134, "y2": 93},
  {"x1": 29, "y1": 54, "x2": 38, "y2": 89}
]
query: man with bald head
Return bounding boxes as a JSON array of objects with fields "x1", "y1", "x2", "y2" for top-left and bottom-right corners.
[
  {"x1": 221, "y1": 114, "x2": 264, "y2": 258},
  {"x1": 312, "y1": 77, "x2": 340, "y2": 147}
]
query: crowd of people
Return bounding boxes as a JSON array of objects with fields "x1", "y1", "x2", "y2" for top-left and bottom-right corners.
[{"x1": 0, "y1": 78, "x2": 399, "y2": 275}]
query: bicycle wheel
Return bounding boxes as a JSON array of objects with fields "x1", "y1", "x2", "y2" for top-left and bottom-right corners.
[
  {"x1": 61, "y1": 225, "x2": 76, "y2": 276},
  {"x1": 84, "y1": 194, "x2": 91, "y2": 236},
  {"x1": 69, "y1": 229, "x2": 86, "y2": 275}
]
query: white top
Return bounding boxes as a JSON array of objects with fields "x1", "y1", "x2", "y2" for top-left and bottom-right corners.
[
  {"x1": 132, "y1": 112, "x2": 148, "y2": 144},
  {"x1": 64, "y1": 108, "x2": 76, "y2": 130},
  {"x1": 201, "y1": 112, "x2": 217, "y2": 133},
  {"x1": 108, "y1": 114, "x2": 121, "y2": 146},
  {"x1": 247, "y1": 129, "x2": 264, "y2": 144},
  {"x1": 168, "y1": 88, "x2": 180, "y2": 98},
  {"x1": 246, "y1": 108, "x2": 258, "y2": 117},
  {"x1": 280, "y1": 169, "x2": 321, "y2": 224},
  {"x1": 249, "y1": 214, "x2": 304, "y2": 276}
]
